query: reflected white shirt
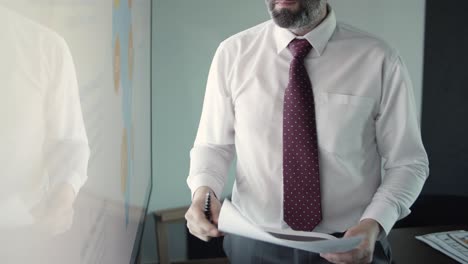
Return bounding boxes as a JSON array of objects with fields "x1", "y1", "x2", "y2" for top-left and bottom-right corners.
[
  {"x1": 187, "y1": 8, "x2": 429, "y2": 237},
  {"x1": 0, "y1": 7, "x2": 90, "y2": 222}
]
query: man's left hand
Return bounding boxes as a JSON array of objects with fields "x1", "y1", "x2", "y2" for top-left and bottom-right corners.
[{"x1": 320, "y1": 219, "x2": 382, "y2": 264}]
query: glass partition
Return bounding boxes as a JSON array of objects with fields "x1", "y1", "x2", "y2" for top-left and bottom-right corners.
[{"x1": 0, "y1": 1, "x2": 152, "y2": 263}]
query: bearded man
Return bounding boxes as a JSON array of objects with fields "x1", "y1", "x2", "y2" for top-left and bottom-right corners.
[{"x1": 185, "y1": 1, "x2": 429, "y2": 263}]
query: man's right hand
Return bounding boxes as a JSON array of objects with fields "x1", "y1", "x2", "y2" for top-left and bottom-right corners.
[{"x1": 185, "y1": 186, "x2": 223, "y2": 242}]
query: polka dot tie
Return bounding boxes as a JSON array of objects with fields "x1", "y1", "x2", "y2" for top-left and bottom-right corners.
[{"x1": 283, "y1": 39, "x2": 322, "y2": 231}]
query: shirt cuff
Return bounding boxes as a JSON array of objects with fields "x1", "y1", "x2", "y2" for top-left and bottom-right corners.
[
  {"x1": 187, "y1": 173, "x2": 224, "y2": 200},
  {"x1": 54, "y1": 172, "x2": 88, "y2": 196},
  {"x1": 360, "y1": 201, "x2": 401, "y2": 240}
]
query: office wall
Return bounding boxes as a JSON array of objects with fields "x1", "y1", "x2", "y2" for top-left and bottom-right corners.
[
  {"x1": 420, "y1": 0, "x2": 468, "y2": 196},
  {"x1": 146, "y1": 1, "x2": 425, "y2": 263}
]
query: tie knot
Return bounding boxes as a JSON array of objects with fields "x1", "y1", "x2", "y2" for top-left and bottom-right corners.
[{"x1": 288, "y1": 39, "x2": 312, "y2": 59}]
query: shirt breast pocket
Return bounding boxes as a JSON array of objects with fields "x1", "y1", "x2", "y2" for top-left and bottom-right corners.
[{"x1": 316, "y1": 93, "x2": 376, "y2": 156}]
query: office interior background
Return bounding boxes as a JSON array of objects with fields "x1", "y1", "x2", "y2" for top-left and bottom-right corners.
[{"x1": 0, "y1": 0, "x2": 467, "y2": 264}]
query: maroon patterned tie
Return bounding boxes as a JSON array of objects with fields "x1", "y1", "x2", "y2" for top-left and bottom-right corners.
[{"x1": 283, "y1": 39, "x2": 322, "y2": 231}]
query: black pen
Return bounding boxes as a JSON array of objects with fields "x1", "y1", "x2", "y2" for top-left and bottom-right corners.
[{"x1": 204, "y1": 192, "x2": 212, "y2": 223}]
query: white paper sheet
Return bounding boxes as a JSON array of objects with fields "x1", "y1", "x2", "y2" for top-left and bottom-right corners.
[{"x1": 218, "y1": 200, "x2": 363, "y2": 253}]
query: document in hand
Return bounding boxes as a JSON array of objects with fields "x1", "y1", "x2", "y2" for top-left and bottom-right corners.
[{"x1": 218, "y1": 199, "x2": 363, "y2": 253}]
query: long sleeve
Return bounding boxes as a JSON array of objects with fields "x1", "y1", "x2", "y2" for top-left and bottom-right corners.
[
  {"x1": 187, "y1": 43, "x2": 236, "y2": 199},
  {"x1": 360, "y1": 52, "x2": 429, "y2": 237},
  {"x1": 43, "y1": 36, "x2": 90, "y2": 195}
]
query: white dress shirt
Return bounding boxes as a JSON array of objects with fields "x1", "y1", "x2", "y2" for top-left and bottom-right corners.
[
  {"x1": 0, "y1": 7, "x2": 90, "y2": 227},
  {"x1": 187, "y1": 7, "x2": 429, "y2": 237}
]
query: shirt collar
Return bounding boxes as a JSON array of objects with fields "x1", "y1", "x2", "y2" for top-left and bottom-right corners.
[{"x1": 273, "y1": 5, "x2": 337, "y2": 57}]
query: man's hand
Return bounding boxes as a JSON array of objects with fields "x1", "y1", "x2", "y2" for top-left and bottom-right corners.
[
  {"x1": 185, "y1": 186, "x2": 223, "y2": 242},
  {"x1": 320, "y1": 219, "x2": 382, "y2": 264}
]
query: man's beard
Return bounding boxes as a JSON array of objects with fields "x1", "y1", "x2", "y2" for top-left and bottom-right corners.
[{"x1": 267, "y1": 0, "x2": 326, "y2": 29}]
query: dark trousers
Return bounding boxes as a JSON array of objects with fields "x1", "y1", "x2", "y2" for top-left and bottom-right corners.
[{"x1": 223, "y1": 234, "x2": 392, "y2": 264}]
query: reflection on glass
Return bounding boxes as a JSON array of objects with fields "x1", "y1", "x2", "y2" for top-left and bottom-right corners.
[
  {"x1": 0, "y1": 5, "x2": 89, "y2": 261},
  {"x1": 0, "y1": 0, "x2": 152, "y2": 262}
]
